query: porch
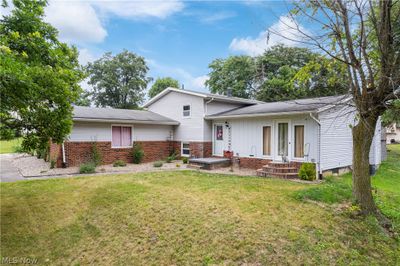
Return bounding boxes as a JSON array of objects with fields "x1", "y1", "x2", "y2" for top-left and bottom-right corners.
[{"x1": 188, "y1": 157, "x2": 231, "y2": 170}]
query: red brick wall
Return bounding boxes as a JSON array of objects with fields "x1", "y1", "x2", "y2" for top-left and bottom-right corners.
[
  {"x1": 189, "y1": 142, "x2": 212, "y2": 158},
  {"x1": 238, "y1": 157, "x2": 272, "y2": 169},
  {"x1": 49, "y1": 141, "x2": 63, "y2": 167},
  {"x1": 64, "y1": 141, "x2": 176, "y2": 167}
]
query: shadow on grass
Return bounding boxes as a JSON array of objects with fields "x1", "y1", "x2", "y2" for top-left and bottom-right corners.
[{"x1": 293, "y1": 176, "x2": 353, "y2": 204}]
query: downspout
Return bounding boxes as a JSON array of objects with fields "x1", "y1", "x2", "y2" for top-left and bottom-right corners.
[
  {"x1": 205, "y1": 97, "x2": 215, "y2": 115},
  {"x1": 61, "y1": 141, "x2": 66, "y2": 167},
  {"x1": 309, "y1": 113, "x2": 321, "y2": 180}
]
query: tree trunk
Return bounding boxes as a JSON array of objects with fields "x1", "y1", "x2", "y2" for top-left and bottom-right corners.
[{"x1": 352, "y1": 115, "x2": 378, "y2": 215}]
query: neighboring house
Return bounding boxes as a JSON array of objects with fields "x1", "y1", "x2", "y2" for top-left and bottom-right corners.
[
  {"x1": 386, "y1": 123, "x2": 400, "y2": 144},
  {"x1": 50, "y1": 87, "x2": 383, "y2": 178}
]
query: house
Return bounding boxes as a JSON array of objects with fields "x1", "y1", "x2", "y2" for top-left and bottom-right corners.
[
  {"x1": 386, "y1": 123, "x2": 400, "y2": 144},
  {"x1": 49, "y1": 87, "x2": 383, "y2": 179}
]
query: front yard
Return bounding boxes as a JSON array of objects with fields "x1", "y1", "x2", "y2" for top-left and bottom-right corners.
[{"x1": 1, "y1": 145, "x2": 399, "y2": 265}]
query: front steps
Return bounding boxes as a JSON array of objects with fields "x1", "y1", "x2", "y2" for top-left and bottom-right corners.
[{"x1": 256, "y1": 162, "x2": 300, "y2": 179}]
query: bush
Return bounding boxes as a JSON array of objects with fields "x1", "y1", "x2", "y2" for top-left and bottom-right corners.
[
  {"x1": 182, "y1": 157, "x2": 188, "y2": 164},
  {"x1": 13, "y1": 145, "x2": 25, "y2": 153},
  {"x1": 153, "y1": 161, "x2": 163, "y2": 168},
  {"x1": 91, "y1": 142, "x2": 102, "y2": 166},
  {"x1": 298, "y1": 163, "x2": 316, "y2": 181},
  {"x1": 50, "y1": 159, "x2": 56, "y2": 169},
  {"x1": 113, "y1": 160, "x2": 126, "y2": 167},
  {"x1": 80, "y1": 163, "x2": 96, "y2": 174},
  {"x1": 176, "y1": 163, "x2": 181, "y2": 168},
  {"x1": 132, "y1": 143, "x2": 144, "y2": 164}
]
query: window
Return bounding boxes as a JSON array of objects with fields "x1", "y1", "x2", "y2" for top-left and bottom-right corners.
[
  {"x1": 262, "y1": 126, "x2": 271, "y2": 156},
  {"x1": 181, "y1": 142, "x2": 190, "y2": 156},
  {"x1": 216, "y1": 125, "x2": 223, "y2": 140},
  {"x1": 294, "y1": 125, "x2": 304, "y2": 157},
  {"x1": 278, "y1": 123, "x2": 288, "y2": 156},
  {"x1": 183, "y1": 105, "x2": 191, "y2": 117},
  {"x1": 112, "y1": 126, "x2": 132, "y2": 148}
]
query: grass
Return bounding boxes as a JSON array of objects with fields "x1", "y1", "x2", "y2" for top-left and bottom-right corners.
[
  {"x1": 295, "y1": 144, "x2": 400, "y2": 233},
  {"x1": 1, "y1": 159, "x2": 399, "y2": 265},
  {"x1": 0, "y1": 138, "x2": 22, "y2": 154}
]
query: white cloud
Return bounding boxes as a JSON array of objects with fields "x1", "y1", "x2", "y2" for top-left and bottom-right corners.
[
  {"x1": 93, "y1": 0, "x2": 184, "y2": 20},
  {"x1": 229, "y1": 15, "x2": 309, "y2": 56},
  {"x1": 199, "y1": 11, "x2": 236, "y2": 24}
]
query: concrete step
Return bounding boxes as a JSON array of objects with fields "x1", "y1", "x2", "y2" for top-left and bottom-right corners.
[
  {"x1": 256, "y1": 169, "x2": 298, "y2": 179},
  {"x1": 262, "y1": 166, "x2": 298, "y2": 173},
  {"x1": 187, "y1": 164, "x2": 203, "y2": 170}
]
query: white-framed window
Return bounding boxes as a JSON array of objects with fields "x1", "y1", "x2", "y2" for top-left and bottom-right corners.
[
  {"x1": 294, "y1": 124, "x2": 305, "y2": 158},
  {"x1": 183, "y1": 105, "x2": 191, "y2": 117},
  {"x1": 181, "y1": 142, "x2": 190, "y2": 157},
  {"x1": 262, "y1": 126, "x2": 271, "y2": 156},
  {"x1": 111, "y1": 125, "x2": 133, "y2": 148}
]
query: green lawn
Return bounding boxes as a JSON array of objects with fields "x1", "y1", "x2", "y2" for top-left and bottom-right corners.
[
  {"x1": 1, "y1": 146, "x2": 399, "y2": 265},
  {"x1": 0, "y1": 138, "x2": 22, "y2": 154}
]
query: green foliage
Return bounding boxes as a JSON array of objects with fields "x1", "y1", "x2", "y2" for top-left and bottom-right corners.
[
  {"x1": 298, "y1": 163, "x2": 316, "y2": 181},
  {"x1": 153, "y1": 161, "x2": 163, "y2": 167},
  {"x1": 50, "y1": 159, "x2": 56, "y2": 169},
  {"x1": 132, "y1": 143, "x2": 144, "y2": 164},
  {"x1": 381, "y1": 100, "x2": 400, "y2": 126},
  {"x1": 206, "y1": 55, "x2": 256, "y2": 98},
  {"x1": 166, "y1": 153, "x2": 176, "y2": 163},
  {"x1": 148, "y1": 77, "x2": 179, "y2": 99},
  {"x1": 113, "y1": 160, "x2": 127, "y2": 167},
  {"x1": 182, "y1": 157, "x2": 188, "y2": 164},
  {"x1": 0, "y1": 0, "x2": 84, "y2": 152},
  {"x1": 86, "y1": 50, "x2": 151, "y2": 109},
  {"x1": 294, "y1": 176, "x2": 352, "y2": 204},
  {"x1": 74, "y1": 90, "x2": 91, "y2": 106},
  {"x1": 91, "y1": 142, "x2": 102, "y2": 166},
  {"x1": 176, "y1": 163, "x2": 181, "y2": 168},
  {"x1": 79, "y1": 163, "x2": 96, "y2": 174}
]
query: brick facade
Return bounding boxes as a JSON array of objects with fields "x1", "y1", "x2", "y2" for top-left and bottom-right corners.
[
  {"x1": 53, "y1": 141, "x2": 178, "y2": 167},
  {"x1": 189, "y1": 142, "x2": 212, "y2": 158},
  {"x1": 49, "y1": 141, "x2": 63, "y2": 168},
  {"x1": 238, "y1": 157, "x2": 273, "y2": 169}
]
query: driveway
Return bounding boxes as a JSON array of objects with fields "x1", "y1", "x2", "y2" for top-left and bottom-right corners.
[{"x1": 0, "y1": 154, "x2": 24, "y2": 182}]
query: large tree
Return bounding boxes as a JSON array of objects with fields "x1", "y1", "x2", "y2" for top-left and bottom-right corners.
[
  {"x1": 0, "y1": 0, "x2": 84, "y2": 151},
  {"x1": 279, "y1": 0, "x2": 400, "y2": 217},
  {"x1": 148, "y1": 77, "x2": 179, "y2": 99},
  {"x1": 86, "y1": 50, "x2": 151, "y2": 109},
  {"x1": 206, "y1": 55, "x2": 256, "y2": 98}
]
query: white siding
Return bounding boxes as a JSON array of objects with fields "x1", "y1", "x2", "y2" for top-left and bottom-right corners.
[
  {"x1": 369, "y1": 118, "x2": 382, "y2": 166},
  {"x1": 319, "y1": 105, "x2": 356, "y2": 171},
  {"x1": 69, "y1": 122, "x2": 172, "y2": 142},
  {"x1": 205, "y1": 101, "x2": 243, "y2": 115},
  {"x1": 214, "y1": 114, "x2": 319, "y2": 162},
  {"x1": 147, "y1": 91, "x2": 206, "y2": 141}
]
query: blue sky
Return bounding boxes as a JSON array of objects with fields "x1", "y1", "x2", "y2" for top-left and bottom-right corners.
[{"x1": 2, "y1": 0, "x2": 306, "y2": 94}]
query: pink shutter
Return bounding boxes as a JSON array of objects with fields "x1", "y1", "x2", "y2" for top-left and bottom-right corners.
[
  {"x1": 121, "y1": 127, "x2": 132, "y2": 147},
  {"x1": 112, "y1": 126, "x2": 121, "y2": 147}
]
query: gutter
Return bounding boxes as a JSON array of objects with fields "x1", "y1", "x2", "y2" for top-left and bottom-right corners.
[
  {"x1": 73, "y1": 118, "x2": 180, "y2": 126},
  {"x1": 309, "y1": 113, "x2": 321, "y2": 180},
  {"x1": 205, "y1": 110, "x2": 313, "y2": 120},
  {"x1": 204, "y1": 97, "x2": 214, "y2": 116}
]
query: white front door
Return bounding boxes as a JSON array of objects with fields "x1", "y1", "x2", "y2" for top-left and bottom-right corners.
[
  {"x1": 275, "y1": 121, "x2": 291, "y2": 161},
  {"x1": 213, "y1": 124, "x2": 224, "y2": 156}
]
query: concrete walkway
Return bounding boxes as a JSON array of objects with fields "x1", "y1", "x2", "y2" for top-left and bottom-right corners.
[{"x1": 0, "y1": 154, "x2": 25, "y2": 182}]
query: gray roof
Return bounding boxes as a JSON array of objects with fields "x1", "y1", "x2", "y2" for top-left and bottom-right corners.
[
  {"x1": 206, "y1": 95, "x2": 350, "y2": 118},
  {"x1": 73, "y1": 106, "x2": 179, "y2": 125}
]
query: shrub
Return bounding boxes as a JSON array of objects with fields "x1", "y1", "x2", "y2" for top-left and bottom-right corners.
[
  {"x1": 79, "y1": 163, "x2": 96, "y2": 174},
  {"x1": 298, "y1": 163, "x2": 316, "y2": 181},
  {"x1": 153, "y1": 161, "x2": 163, "y2": 167},
  {"x1": 182, "y1": 157, "x2": 188, "y2": 164},
  {"x1": 132, "y1": 143, "x2": 144, "y2": 164},
  {"x1": 113, "y1": 160, "x2": 127, "y2": 167},
  {"x1": 13, "y1": 145, "x2": 25, "y2": 153},
  {"x1": 176, "y1": 163, "x2": 181, "y2": 168},
  {"x1": 91, "y1": 142, "x2": 102, "y2": 166},
  {"x1": 50, "y1": 159, "x2": 56, "y2": 169}
]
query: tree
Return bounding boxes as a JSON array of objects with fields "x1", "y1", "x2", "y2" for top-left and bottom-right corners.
[
  {"x1": 148, "y1": 77, "x2": 179, "y2": 99},
  {"x1": 381, "y1": 100, "x2": 400, "y2": 126},
  {"x1": 277, "y1": 0, "x2": 400, "y2": 216},
  {"x1": 0, "y1": 0, "x2": 84, "y2": 152},
  {"x1": 206, "y1": 55, "x2": 256, "y2": 98},
  {"x1": 75, "y1": 90, "x2": 91, "y2": 107},
  {"x1": 86, "y1": 50, "x2": 151, "y2": 109}
]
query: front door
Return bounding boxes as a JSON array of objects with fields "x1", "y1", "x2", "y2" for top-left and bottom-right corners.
[
  {"x1": 276, "y1": 122, "x2": 289, "y2": 161},
  {"x1": 213, "y1": 124, "x2": 224, "y2": 156}
]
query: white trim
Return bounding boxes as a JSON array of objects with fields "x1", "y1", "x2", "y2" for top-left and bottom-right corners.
[
  {"x1": 111, "y1": 124, "x2": 134, "y2": 149},
  {"x1": 73, "y1": 118, "x2": 179, "y2": 125},
  {"x1": 143, "y1": 87, "x2": 206, "y2": 107},
  {"x1": 181, "y1": 142, "x2": 190, "y2": 157},
  {"x1": 206, "y1": 111, "x2": 310, "y2": 120},
  {"x1": 274, "y1": 119, "x2": 291, "y2": 161},
  {"x1": 212, "y1": 123, "x2": 225, "y2": 156}
]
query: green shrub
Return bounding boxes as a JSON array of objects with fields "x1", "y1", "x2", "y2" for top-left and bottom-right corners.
[
  {"x1": 153, "y1": 161, "x2": 163, "y2": 168},
  {"x1": 176, "y1": 163, "x2": 181, "y2": 168},
  {"x1": 132, "y1": 143, "x2": 144, "y2": 164},
  {"x1": 13, "y1": 145, "x2": 25, "y2": 153},
  {"x1": 113, "y1": 160, "x2": 127, "y2": 167},
  {"x1": 182, "y1": 157, "x2": 188, "y2": 164},
  {"x1": 91, "y1": 142, "x2": 102, "y2": 166},
  {"x1": 298, "y1": 163, "x2": 316, "y2": 181},
  {"x1": 79, "y1": 163, "x2": 96, "y2": 174},
  {"x1": 50, "y1": 159, "x2": 56, "y2": 169}
]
